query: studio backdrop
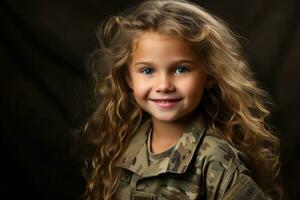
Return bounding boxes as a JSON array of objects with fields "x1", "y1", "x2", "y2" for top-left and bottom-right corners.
[{"x1": 0, "y1": 0, "x2": 299, "y2": 199}]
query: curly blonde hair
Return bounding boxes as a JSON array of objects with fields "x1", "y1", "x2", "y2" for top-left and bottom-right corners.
[{"x1": 81, "y1": 0, "x2": 282, "y2": 199}]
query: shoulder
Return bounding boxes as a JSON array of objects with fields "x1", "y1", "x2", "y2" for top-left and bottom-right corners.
[
  {"x1": 196, "y1": 133, "x2": 250, "y2": 170},
  {"x1": 194, "y1": 132, "x2": 252, "y2": 187},
  {"x1": 193, "y1": 133, "x2": 268, "y2": 199}
]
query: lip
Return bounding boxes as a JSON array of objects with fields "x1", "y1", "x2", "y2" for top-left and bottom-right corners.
[{"x1": 149, "y1": 98, "x2": 182, "y2": 109}]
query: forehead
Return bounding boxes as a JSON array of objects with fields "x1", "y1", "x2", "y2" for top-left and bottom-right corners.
[{"x1": 131, "y1": 32, "x2": 198, "y2": 62}]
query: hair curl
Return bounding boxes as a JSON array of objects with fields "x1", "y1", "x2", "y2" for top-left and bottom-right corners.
[{"x1": 81, "y1": 0, "x2": 282, "y2": 199}]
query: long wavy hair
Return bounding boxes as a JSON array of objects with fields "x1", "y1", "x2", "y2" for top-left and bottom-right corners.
[{"x1": 81, "y1": 0, "x2": 282, "y2": 199}]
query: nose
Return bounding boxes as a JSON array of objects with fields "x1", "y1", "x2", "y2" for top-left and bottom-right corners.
[{"x1": 155, "y1": 74, "x2": 175, "y2": 93}]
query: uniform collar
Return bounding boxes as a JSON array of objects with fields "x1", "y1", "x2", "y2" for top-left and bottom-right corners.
[{"x1": 116, "y1": 113, "x2": 207, "y2": 177}]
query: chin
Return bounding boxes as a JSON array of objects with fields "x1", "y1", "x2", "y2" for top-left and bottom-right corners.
[{"x1": 151, "y1": 114, "x2": 182, "y2": 123}]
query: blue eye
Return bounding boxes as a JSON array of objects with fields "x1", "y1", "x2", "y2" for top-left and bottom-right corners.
[
  {"x1": 140, "y1": 67, "x2": 154, "y2": 75},
  {"x1": 175, "y1": 66, "x2": 189, "y2": 74}
]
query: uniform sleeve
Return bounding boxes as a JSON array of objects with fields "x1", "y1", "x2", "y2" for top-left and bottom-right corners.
[
  {"x1": 219, "y1": 159, "x2": 269, "y2": 200},
  {"x1": 199, "y1": 135, "x2": 269, "y2": 200},
  {"x1": 222, "y1": 173, "x2": 268, "y2": 200},
  {"x1": 204, "y1": 158, "x2": 269, "y2": 200}
]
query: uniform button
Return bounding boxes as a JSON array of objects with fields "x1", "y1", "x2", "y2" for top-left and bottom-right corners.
[{"x1": 125, "y1": 172, "x2": 130, "y2": 179}]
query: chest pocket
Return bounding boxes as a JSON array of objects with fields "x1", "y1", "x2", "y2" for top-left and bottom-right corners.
[{"x1": 132, "y1": 191, "x2": 157, "y2": 200}]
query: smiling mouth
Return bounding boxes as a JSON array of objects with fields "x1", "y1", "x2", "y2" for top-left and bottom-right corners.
[
  {"x1": 150, "y1": 99, "x2": 181, "y2": 102},
  {"x1": 149, "y1": 98, "x2": 182, "y2": 109},
  {"x1": 151, "y1": 99, "x2": 180, "y2": 103}
]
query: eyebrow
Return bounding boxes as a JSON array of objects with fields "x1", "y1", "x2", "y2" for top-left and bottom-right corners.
[{"x1": 134, "y1": 59, "x2": 195, "y2": 66}]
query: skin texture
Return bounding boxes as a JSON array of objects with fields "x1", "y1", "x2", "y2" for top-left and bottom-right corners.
[{"x1": 126, "y1": 32, "x2": 215, "y2": 153}]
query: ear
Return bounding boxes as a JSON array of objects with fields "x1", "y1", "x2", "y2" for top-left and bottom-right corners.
[
  {"x1": 125, "y1": 68, "x2": 133, "y2": 89},
  {"x1": 205, "y1": 75, "x2": 216, "y2": 89}
]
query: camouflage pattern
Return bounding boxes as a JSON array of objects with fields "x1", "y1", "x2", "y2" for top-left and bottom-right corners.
[{"x1": 115, "y1": 114, "x2": 268, "y2": 199}]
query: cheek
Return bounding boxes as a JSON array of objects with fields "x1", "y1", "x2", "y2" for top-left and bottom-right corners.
[
  {"x1": 132, "y1": 83, "x2": 150, "y2": 100},
  {"x1": 180, "y1": 78, "x2": 206, "y2": 102}
]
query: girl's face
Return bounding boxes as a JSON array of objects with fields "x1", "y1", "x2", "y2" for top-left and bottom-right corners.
[{"x1": 126, "y1": 32, "x2": 214, "y2": 123}]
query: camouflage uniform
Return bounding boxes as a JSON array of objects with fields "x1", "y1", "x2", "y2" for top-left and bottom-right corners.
[{"x1": 115, "y1": 114, "x2": 268, "y2": 199}]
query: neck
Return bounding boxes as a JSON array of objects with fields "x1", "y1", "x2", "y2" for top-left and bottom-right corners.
[
  {"x1": 151, "y1": 111, "x2": 197, "y2": 141},
  {"x1": 151, "y1": 119, "x2": 184, "y2": 141}
]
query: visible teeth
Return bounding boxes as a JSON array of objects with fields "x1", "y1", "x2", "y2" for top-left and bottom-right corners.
[{"x1": 156, "y1": 100, "x2": 175, "y2": 103}]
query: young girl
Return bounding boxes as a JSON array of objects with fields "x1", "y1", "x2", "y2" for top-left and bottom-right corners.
[{"x1": 82, "y1": 0, "x2": 282, "y2": 199}]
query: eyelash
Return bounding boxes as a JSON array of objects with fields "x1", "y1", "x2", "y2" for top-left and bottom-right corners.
[
  {"x1": 139, "y1": 66, "x2": 190, "y2": 75},
  {"x1": 175, "y1": 66, "x2": 189, "y2": 74},
  {"x1": 140, "y1": 68, "x2": 154, "y2": 75}
]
